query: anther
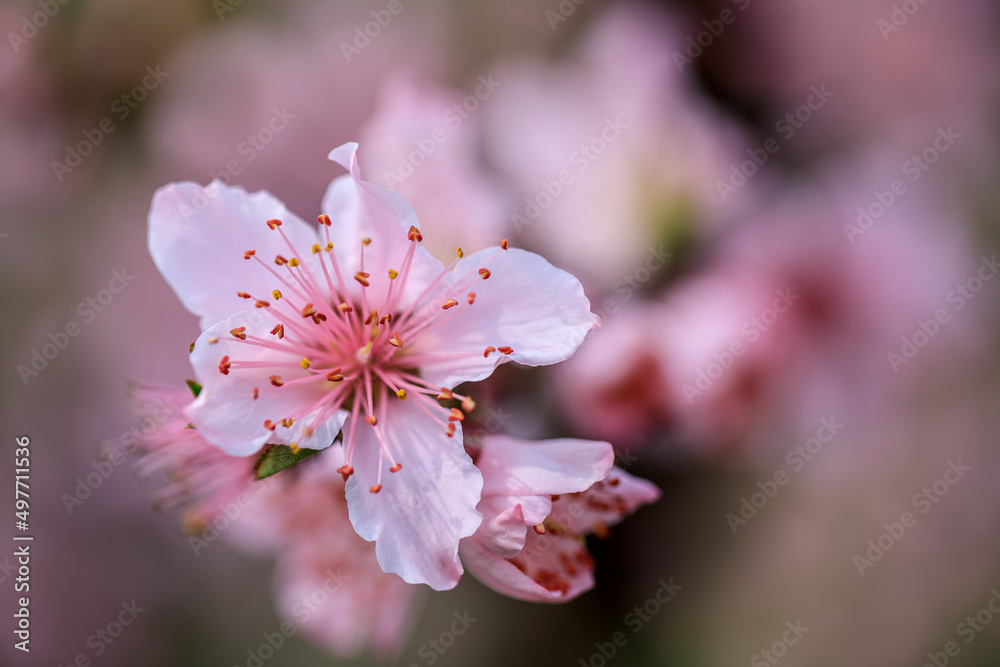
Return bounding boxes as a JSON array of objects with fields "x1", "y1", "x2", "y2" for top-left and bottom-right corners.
[
  {"x1": 237, "y1": 291, "x2": 252, "y2": 299},
  {"x1": 272, "y1": 290, "x2": 283, "y2": 300},
  {"x1": 370, "y1": 483, "x2": 383, "y2": 494},
  {"x1": 281, "y1": 418, "x2": 294, "y2": 427},
  {"x1": 218, "y1": 356, "x2": 231, "y2": 375},
  {"x1": 389, "y1": 332, "x2": 403, "y2": 348},
  {"x1": 354, "y1": 271, "x2": 370, "y2": 287},
  {"x1": 244, "y1": 249, "x2": 256, "y2": 259},
  {"x1": 533, "y1": 524, "x2": 546, "y2": 535},
  {"x1": 255, "y1": 300, "x2": 269, "y2": 308},
  {"x1": 379, "y1": 313, "x2": 392, "y2": 324},
  {"x1": 326, "y1": 370, "x2": 344, "y2": 382},
  {"x1": 388, "y1": 268, "x2": 398, "y2": 279},
  {"x1": 407, "y1": 226, "x2": 423, "y2": 242},
  {"x1": 479, "y1": 268, "x2": 491, "y2": 279},
  {"x1": 270, "y1": 323, "x2": 284, "y2": 339},
  {"x1": 317, "y1": 214, "x2": 332, "y2": 227},
  {"x1": 500, "y1": 239, "x2": 509, "y2": 250},
  {"x1": 467, "y1": 292, "x2": 476, "y2": 305},
  {"x1": 365, "y1": 310, "x2": 379, "y2": 325},
  {"x1": 207, "y1": 336, "x2": 219, "y2": 344},
  {"x1": 396, "y1": 389, "x2": 407, "y2": 400},
  {"x1": 498, "y1": 346, "x2": 514, "y2": 355},
  {"x1": 274, "y1": 255, "x2": 288, "y2": 265},
  {"x1": 362, "y1": 237, "x2": 371, "y2": 246},
  {"x1": 337, "y1": 465, "x2": 354, "y2": 481},
  {"x1": 325, "y1": 242, "x2": 333, "y2": 251},
  {"x1": 445, "y1": 424, "x2": 456, "y2": 437},
  {"x1": 230, "y1": 327, "x2": 247, "y2": 340},
  {"x1": 263, "y1": 420, "x2": 277, "y2": 431},
  {"x1": 365, "y1": 415, "x2": 378, "y2": 426},
  {"x1": 288, "y1": 257, "x2": 300, "y2": 267},
  {"x1": 442, "y1": 299, "x2": 458, "y2": 310},
  {"x1": 300, "y1": 357, "x2": 311, "y2": 369},
  {"x1": 462, "y1": 397, "x2": 476, "y2": 412},
  {"x1": 269, "y1": 375, "x2": 284, "y2": 387},
  {"x1": 311, "y1": 244, "x2": 321, "y2": 254},
  {"x1": 448, "y1": 408, "x2": 465, "y2": 422},
  {"x1": 266, "y1": 219, "x2": 282, "y2": 230},
  {"x1": 437, "y1": 388, "x2": 453, "y2": 400},
  {"x1": 289, "y1": 443, "x2": 300, "y2": 454},
  {"x1": 252, "y1": 388, "x2": 259, "y2": 399},
  {"x1": 456, "y1": 247, "x2": 464, "y2": 258},
  {"x1": 483, "y1": 346, "x2": 496, "y2": 357},
  {"x1": 390, "y1": 463, "x2": 402, "y2": 473}
]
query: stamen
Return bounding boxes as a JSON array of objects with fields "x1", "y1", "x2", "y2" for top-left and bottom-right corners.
[
  {"x1": 407, "y1": 226, "x2": 422, "y2": 242},
  {"x1": 396, "y1": 389, "x2": 407, "y2": 400},
  {"x1": 479, "y1": 268, "x2": 491, "y2": 279},
  {"x1": 365, "y1": 415, "x2": 378, "y2": 426},
  {"x1": 456, "y1": 247, "x2": 464, "y2": 258},
  {"x1": 467, "y1": 292, "x2": 476, "y2": 305},
  {"x1": 263, "y1": 420, "x2": 277, "y2": 431},
  {"x1": 272, "y1": 290, "x2": 283, "y2": 300},
  {"x1": 390, "y1": 463, "x2": 402, "y2": 473},
  {"x1": 461, "y1": 396, "x2": 476, "y2": 412},
  {"x1": 445, "y1": 423, "x2": 456, "y2": 437},
  {"x1": 300, "y1": 357, "x2": 311, "y2": 369},
  {"x1": 370, "y1": 483, "x2": 383, "y2": 493},
  {"x1": 437, "y1": 388, "x2": 454, "y2": 400},
  {"x1": 218, "y1": 356, "x2": 231, "y2": 374},
  {"x1": 448, "y1": 408, "x2": 465, "y2": 422},
  {"x1": 230, "y1": 327, "x2": 247, "y2": 340},
  {"x1": 388, "y1": 268, "x2": 398, "y2": 279},
  {"x1": 500, "y1": 239, "x2": 509, "y2": 250},
  {"x1": 318, "y1": 214, "x2": 332, "y2": 227},
  {"x1": 269, "y1": 375, "x2": 283, "y2": 387},
  {"x1": 442, "y1": 299, "x2": 458, "y2": 310},
  {"x1": 326, "y1": 370, "x2": 344, "y2": 382},
  {"x1": 255, "y1": 300, "x2": 270, "y2": 308},
  {"x1": 266, "y1": 219, "x2": 282, "y2": 230},
  {"x1": 362, "y1": 237, "x2": 372, "y2": 246},
  {"x1": 275, "y1": 255, "x2": 288, "y2": 266},
  {"x1": 338, "y1": 303, "x2": 353, "y2": 313},
  {"x1": 252, "y1": 388, "x2": 259, "y2": 399},
  {"x1": 483, "y1": 346, "x2": 496, "y2": 357},
  {"x1": 281, "y1": 418, "x2": 294, "y2": 427},
  {"x1": 533, "y1": 524, "x2": 546, "y2": 535},
  {"x1": 270, "y1": 324, "x2": 285, "y2": 339},
  {"x1": 244, "y1": 249, "x2": 256, "y2": 259},
  {"x1": 389, "y1": 332, "x2": 403, "y2": 348},
  {"x1": 354, "y1": 271, "x2": 370, "y2": 287},
  {"x1": 207, "y1": 336, "x2": 219, "y2": 344},
  {"x1": 337, "y1": 465, "x2": 354, "y2": 481},
  {"x1": 237, "y1": 291, "x2": 252, "y2": 299},
  {"x1": 498, "y1": 346, "x2": 514, "y2": 355}
]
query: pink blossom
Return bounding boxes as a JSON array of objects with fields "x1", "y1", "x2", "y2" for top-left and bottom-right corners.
[
  {"x1": 147, "y1": 142, "x2": 599, "y2": 589},
  {"x1": 460, "y1": 435, "x2": 659, "y2": 602}
]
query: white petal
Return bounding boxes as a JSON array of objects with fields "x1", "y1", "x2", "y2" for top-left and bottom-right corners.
[
  {"x1": 186, "y1": 312, "x2": 346, "y2": 456},
  {"x1": 344, "y1": 399, "x2": 483, "y2": 590},
  {"x1": 410, "y1": 247, "x2": 599, "y2": 388},
  {"x1": 149, "y1": 181, "x2": 320, "y2": 330}
]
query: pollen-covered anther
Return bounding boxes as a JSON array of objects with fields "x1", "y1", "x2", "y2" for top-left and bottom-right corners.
[
  {"x1": 437, "y1": 388, "x2": 453, "y2": 400},
  {"x1": 207, "y1": 336, "x2": 219, "y2": 344},
  {"x1": 300, "y1": 303, "x2": 317, "y2": 318},
  {"x1": 396, "y1": 389, "x2": 407, "y2": 400},
  {"x1": 461, "y1": 396, "x2": 476, "y2": 412},
  {"x1": 326, "y1": 370, "x2": 344, "y2": 382},
  {"x1": 363, "y1": 415, "x2": 378, "y2": 427},
  {"x1": 379, "y1": 313, "x2": 392, "y2": 325},
  {"x1": 370, "y1": 483, "x2": 383, "y2": 494},
  {"x1": 498, "y1": 346, "x2": 514, "y2": 355},
  {"x1": 442, "y1": 299, "x2": 459, "y2": 310},
  {"x1": 237, "y1": 291, "x2": 252, "y2": 299},
  {"x1": 218, "y1": 356, "x2": 231, "y2": 375},
  {"x1": 388, "y1": 268, "x2": 398, "y2": 279},
  {"x1": 274, "y1": 255, "x2": 288, "y2": 266},
  {"x1": 311, "y1": 244, "x2": 321, "y2": 254},
  {"x1": 255, "y1": 300, "x2": 270, "y2": 308},
  {"x1": 230, "y1": 327, "x2": 247, "y2": 340},
  {"x1": 337, "y1": 465, "x2": 354, "y2": 481},
  {"x1": 269, "y1": 375, "x2": 284, "y2": 387},
  {"x1": 263, "y1": 420, "x2": 277, "y2": 431},
  {"x1": 289, "y1": 443, "x2": 300, "y2": 454},
  {"x1": 300, "y1": 357, "x2": 311, "y2": 369},
  {"x1": 483, "y1": 346, "x2": 496, "y2": 357},
  {"x1": 389, "y1": 332, "x2": 403, "y2": 348},
  {"x1": 281, "y1": 418, "x2": 294, "y2": 427},
  {"x1": 365, "y1": 309, "x2": 379, "y2": 325},
  {"x1": 317, "y1": 214, "x2": 332, "y2": 227},
  {"x1": 390, "y1": 463, "x2": 402, "y2": 473},
  {"x1": 407, "y1": 226, "x2": 423, "y2": 242},
  {"x1": 445, "y1": 424, "x2": 456, "y2": 437},
  {"x1": 266, "y1": 219, "x2": 282, "y2": 230},
  {"x1": 456, "y1": 247, "x2": 464, "y2": 258},
  {"x1": 354, "y1": 271, "x2": 370, "y2": 287},
  {"x1": 252, "y1": 388, "x2": 259, "y2": 399},
  {"x1": 325, "y1": 242, "x2": 333, "y2": 251},
  {"x1": 500, "y1": 238, "x2": 509, "y2": 250},
  {"x1": 272, "y1": 290, "x2": 282, "y2": 300},
  {"x1": 288, "y1": 257, "x2": 300, "y2": 267},
  {"x1": 533, "y1": 523, "x2": 546, "y2": 535},
  {"x1": 479, "y1": 268, "x2": 491, "y2": 280},
  {"x1": 244, "y1": 249, "x2": 256, "y2": 259},
  {"x1": 338, "y1": 302, "x2": 353, "y2": 313},
  {"x1": 270, "y1": 324, "x2": 284, "y2": 339},
  {"x1": 467, "y1": 292, "x2": 476, "y2": 305},
  {"x1": 362, "y1": 237, "x2": 372, "y2": 246},
  {"x1": 448, "y1": 408, "x2": 465, "y2": 422}
]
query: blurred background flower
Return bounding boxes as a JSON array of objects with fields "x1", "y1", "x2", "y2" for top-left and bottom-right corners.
[{"x1": 2, "y1": 0, "x2": 1000, "y2": 665}]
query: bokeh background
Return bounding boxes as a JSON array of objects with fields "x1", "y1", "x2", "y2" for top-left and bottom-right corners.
[{"x1": 3, "y1": 0, "x2": 1000, "y2": 665}]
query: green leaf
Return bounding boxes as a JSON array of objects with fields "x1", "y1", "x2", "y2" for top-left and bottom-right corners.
[
  {"x1": 253, "y1": 444, "x2": 319, "y2": 480},
  {"x1": 186, "y1": 380, "x2": 202, "y2": 397}
]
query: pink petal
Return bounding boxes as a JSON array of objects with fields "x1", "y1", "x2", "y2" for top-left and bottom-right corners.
[
  {"x1": 478, "y1": 435, "x2": 614, "y2": 498},
  {"x1": 410, "y1": 247, "x2": 600, "y2": 388},
  {"x1": 557, "y1": 465, "x2": 661, "y2": 535},
  {"x1": 460, "y1": 529, "x2": 596, "y2": 603},
  {"x1": 322, "y1": 142, "x2": 446, "y2": 313},
  {"x1": 186, "y1": 312, "x2": 346, "y2": 456},
  {"x1": 149, "y1": 181, "x2": 320, "y2": 330},
  {"x1": 344, "y1": 399, "x2": 483, "y2": 591}
]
